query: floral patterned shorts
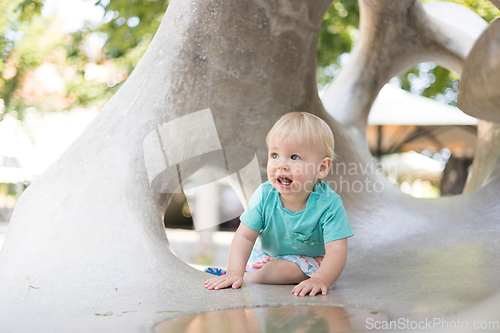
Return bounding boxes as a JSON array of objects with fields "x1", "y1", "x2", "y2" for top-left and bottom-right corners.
[{"x1": 245, "y1": 240, "x2": 324, "y2": 277}]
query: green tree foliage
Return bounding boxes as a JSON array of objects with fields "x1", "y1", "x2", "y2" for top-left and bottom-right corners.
[
  {"x1": 413, "y1": 0, "x2": 499, "y2": 105},
  {"x1": 3, "y1": 16, "x2": 66, "y2": 113},
  {"x1": 95, "y1": 0, "x2": 168, "y2": 59},
  {"x1": 440, "y1": 0, "x2": 499, "y2": 22},
  {"x1": 0, "y1": 0, "x2": 136, "y2": 118},
  {"x1": 61, "y1": 28, "x2": 124, "y2": 112},
  {"x1": 317, "y1": 0, "x2": 499, "y2": 105},
  {"x1": 0, "y1": 0, "x2": 48, "y2": 118},
  {"x1": 77, "y1": 0, "x2": 170, "y2": 106},
  {"x1": 317, "y1": 0, "x2": 359, "y2": 87}
]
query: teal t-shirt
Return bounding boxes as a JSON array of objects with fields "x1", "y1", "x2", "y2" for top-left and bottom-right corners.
[{"x1": 240, "y1": 180, "x2": 354, "y2": 257}]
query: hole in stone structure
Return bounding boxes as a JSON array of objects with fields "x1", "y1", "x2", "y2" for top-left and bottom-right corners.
[
  {"x1": 316, "y1": 4, "x2": 480, "y2": 198},
  {"x1": 154, "y1": 305, "x2": 389, "y2": 333},
  {"x1": 366, "y1": 63, "x2": 477, "y2": 198},
  {"x1": 163, "y1": 173, "x2": 243, "y2": 271}
]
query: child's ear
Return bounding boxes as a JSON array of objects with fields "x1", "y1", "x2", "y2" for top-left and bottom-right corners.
[{"x1": 317, "y1": 157, "x2": 332, "y2": 179}]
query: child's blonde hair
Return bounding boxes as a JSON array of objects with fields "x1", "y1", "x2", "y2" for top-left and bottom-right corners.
[{"x1": 265, "y1": 112, "x2": 336, "y2": 160}]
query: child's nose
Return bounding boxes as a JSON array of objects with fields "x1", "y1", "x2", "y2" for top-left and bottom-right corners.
[{"x1": 277, "y1": 160, "x2": 289, "y2": 170}]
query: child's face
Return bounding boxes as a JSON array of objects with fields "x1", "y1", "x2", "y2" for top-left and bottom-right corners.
[{"x1": 267, "y1": 137, "x2": 331, "y2": 199}]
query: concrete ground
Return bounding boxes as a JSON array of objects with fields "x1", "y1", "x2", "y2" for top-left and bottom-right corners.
[{"x1": 2, "y1": 220, "x2": 499, "y2": 332}]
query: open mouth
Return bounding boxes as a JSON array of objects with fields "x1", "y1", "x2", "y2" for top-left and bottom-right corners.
[{"x1": 277, "y1": 176, "x2": 293, "y2": 186}]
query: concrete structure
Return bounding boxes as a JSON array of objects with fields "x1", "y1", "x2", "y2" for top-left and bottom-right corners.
[{"x1": 0, "y1": 0, "x2": 499, "y2": 332}]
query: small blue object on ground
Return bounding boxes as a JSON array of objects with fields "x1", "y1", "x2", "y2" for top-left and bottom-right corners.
[{"x1": 204, "y1": 267, "x2": 227, "y2": 276}]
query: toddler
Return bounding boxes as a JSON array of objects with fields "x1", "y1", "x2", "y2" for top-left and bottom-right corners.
[{"x1": 204, "y1": 112, "x2": 353, "y2": 296}]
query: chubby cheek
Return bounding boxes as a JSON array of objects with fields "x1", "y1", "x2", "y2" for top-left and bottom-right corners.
[
  {"x1": 266, "y1": 163, "x2": 275, "y2": 179},
  {"x1": 291, "y1": 163, "x2": 307, "y2": 177}
]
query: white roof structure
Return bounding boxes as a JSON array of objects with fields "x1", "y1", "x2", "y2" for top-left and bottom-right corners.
[
  {"x1": 380, "y1": 150, "x2": 445, "y2": 179},
  {"x1": 368, "y1": 84, "x2": 478, "y2": 126}
]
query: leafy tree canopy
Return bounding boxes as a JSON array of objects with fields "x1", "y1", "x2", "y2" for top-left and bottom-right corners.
[{"x1": 316, "y1": 0, "x2": 499, "y2": 106}]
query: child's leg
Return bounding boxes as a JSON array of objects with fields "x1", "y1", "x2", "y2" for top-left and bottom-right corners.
[{"x1": 244, "y1": 258, "x2": 308, "y2": 284}]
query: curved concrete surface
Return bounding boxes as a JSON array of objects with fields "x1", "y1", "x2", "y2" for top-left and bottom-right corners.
[
  {"x1": 458, "y1": 18, "x2": 500, "y2": 123},
  {"x1": 0, "y1": 0, "x2": 499, "y2": 332}
]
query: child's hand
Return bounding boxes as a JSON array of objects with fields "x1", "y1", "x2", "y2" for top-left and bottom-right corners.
[
  {"x1": 291, "y1": 277, "x2": 328, "y2": 297},
  {"x1": 204, "y1": 272, "x2": 244, "y2": 290}
]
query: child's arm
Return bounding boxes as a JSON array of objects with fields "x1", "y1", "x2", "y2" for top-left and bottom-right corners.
[
  {"x1": 291, "y1": 238, "x2": 348, "y2": 296},
  {"x1": 204, "y1": 223, "x2": 259, "y2": 290}
]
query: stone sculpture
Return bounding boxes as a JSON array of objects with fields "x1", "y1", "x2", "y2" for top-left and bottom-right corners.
[{"x1": 0, "y1": 0, "x2": 499, "y2": 331}]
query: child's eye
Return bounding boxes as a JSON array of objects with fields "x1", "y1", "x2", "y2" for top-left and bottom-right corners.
[
  {"x1": 291, "y1": 155, "x2": 300, "y2": 160},
  {"x1": 271, "y1": 153, "x2": 279, "y2": 159}
]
